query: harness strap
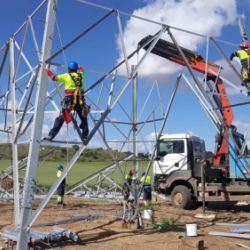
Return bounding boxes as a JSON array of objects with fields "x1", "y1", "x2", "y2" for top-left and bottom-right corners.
[
  {"x1": 64, "y1": 89, "x2": 83, "y2": 95},
  {"x1": 73, "y1": 87, "x2": 83, "y2": 106},
  {"x1": 69, "y1": 72, "x2": 83, "y2": 87},
  {"x1": 68, "y1": 73, "x2": 84, "y2": 108}
]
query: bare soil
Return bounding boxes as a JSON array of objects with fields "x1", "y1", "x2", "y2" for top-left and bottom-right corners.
[{"x1": 1, "y1": 197, "x2": 250, "y2": 249}]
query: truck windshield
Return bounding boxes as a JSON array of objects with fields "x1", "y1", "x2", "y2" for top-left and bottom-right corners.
[{"x1": 158, "y1": 140, "x2": 184, "y2": 157}]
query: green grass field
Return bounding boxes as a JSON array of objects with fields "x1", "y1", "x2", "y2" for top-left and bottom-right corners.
[{"x1": 0, "y1": 160, "x2": 150, "y2": 188}]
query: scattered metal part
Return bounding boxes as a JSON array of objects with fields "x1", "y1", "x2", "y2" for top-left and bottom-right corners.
[
  {"x1": 70, "y1": 211, "x2": 123, "y2": 218},
  {"x1": 72, "y1": 191, "x2": 124, "y2": 200},
  {"x1": 214, "y1": 223, "x2": 250, "y2": 226},
  {"x1": 236, "y1": 243, "x2": 250, "y2": 249},
  {"x1": 208, "y1": 231, "x2": 250, "y2": 239},
  {"x1": 230, "y1": 224, "x2": 250, "y2": 233},
  {"x1": 66, "y1": 155, "x2": 133, "y2": 200},
  {"x1": 33, "y1": 211, "x2": 122, "y2": 227},
  {"x1": 1, "y1": 227, "x2": 79, "y2": 246},
  {"x1": 194, "y1": 213, "x2": 216, "y2": 220}
]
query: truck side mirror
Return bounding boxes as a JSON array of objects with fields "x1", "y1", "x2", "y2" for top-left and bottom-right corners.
[
  {"x1": 155, "y1": 156, "x2": 161, "y2": 161},
  {"x1": 159, "y1": 151, "x2": 167, "y2": 157},
  {"x1": 155, "y1": 151, "x2": 167, "y2": 161}
]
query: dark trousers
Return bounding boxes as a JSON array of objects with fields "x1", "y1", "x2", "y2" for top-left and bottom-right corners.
[
  {"x1": 57, "y1": 180, "x2": 66, "y2": 204},
  {"x1": 49, "y1": 95, "x2": 89, "y2": 139},
  {"x1": 57, "y1": 183, "x2": 65, "y2": 196},
  {"x1": 143, "y1": 186, "x2": 152, "y2": 200}
]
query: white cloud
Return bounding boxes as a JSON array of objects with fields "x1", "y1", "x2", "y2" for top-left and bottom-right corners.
[{"x1": 116, "y1": 0, "x2": 238, "y2": 76}]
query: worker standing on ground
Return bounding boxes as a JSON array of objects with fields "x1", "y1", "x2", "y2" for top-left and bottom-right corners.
[
  {"x1": 140, "y1": 171, "x2": 152, "y2": 210},
  {"x1": 56, "y1": 163, "x2": 66, "y2": 206},
  {"x1": 230, "y1": 42, "x2": 250, "y2": 93},
  {"x1": 45, "y1": 61, "x2": 89, "y2": 141},
  {"x1": 122, "y1": 169, "x2": 134, "y2": 223}
]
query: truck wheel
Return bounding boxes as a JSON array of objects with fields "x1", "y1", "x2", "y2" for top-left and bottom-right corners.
[{"x1": 171, "y1": 185, "x2": 193, "y2": 209}]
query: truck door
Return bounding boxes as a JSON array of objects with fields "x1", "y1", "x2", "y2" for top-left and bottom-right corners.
[
  {"x1": 192, "y1": 140, "x2": 206, "y2": 177},
  {"x1": 155, "y1": 139, "x2": 187, "y2": 175}
]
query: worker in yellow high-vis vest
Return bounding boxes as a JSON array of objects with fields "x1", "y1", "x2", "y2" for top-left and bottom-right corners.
[
  {"x1": 122, "y1": 169, "x2": 134, "y2": 222},
  {"x1": 56, "y1": 163, "x2": 66, "y2": 206},
  {"x1": 140, "y1": 171, "x2": 152, "y2": 209},
  {"x1": 45, "y1": 61, "x2": 89, "y2": 141},
  {"x1": 230, "y1": 41, "x2": 250, "y2": 93}
]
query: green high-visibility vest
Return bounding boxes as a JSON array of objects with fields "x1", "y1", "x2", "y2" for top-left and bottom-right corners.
[
  {"x1": 56, "y1": 72, "x2": 84, "y2": 90},
  {"x1": 141, "y1": 175, "x2": 151, "y2": 185},
  {"x1": 237, "y1": 50, "x2": 250, "y2": 61},
  {"x1": 57, "y1": 170, "x2": 62, "y2": 178}
]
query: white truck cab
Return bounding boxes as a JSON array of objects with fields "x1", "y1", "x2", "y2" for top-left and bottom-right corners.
[
  {"x1": 154, "y1": 133, "x2": 206, "y2": 176},
  {"x1": 153, "y1": 133, "x2": 206, "y2": 209}
]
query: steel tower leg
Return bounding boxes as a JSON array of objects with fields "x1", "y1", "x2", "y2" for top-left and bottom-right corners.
[
  {"x1": 17, "y1": 0, "x2": 57, "y2": 249},
  {"x1": 10, "y1": 38, "x2": 20, "y2": 227},
  {"x1": 131, "y1": 65, "x2": 143, "y2": 228}
]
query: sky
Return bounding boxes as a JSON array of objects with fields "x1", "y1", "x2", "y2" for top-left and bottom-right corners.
[{"x1": 0, "y1": 0, "x2": 250, "y2": 153}]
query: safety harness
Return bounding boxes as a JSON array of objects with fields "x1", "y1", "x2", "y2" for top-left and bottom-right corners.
[
  {"x1": 64, "y1": 72, "x2": 90, "y2": 118},
  {"x1": 69, "y1": 72, "x2": 84, "y2": 107},
  {"x1": 247, "y1": 49, "x2": 250, "y2": 73}
]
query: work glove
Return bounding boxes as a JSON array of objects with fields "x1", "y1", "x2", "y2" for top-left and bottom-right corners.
[
  {"x1": 47, "y1": 69, "x2": 56, "y2": 80},
  {"x1": 47, "y1": 69, "x2": 54, "y2": 77}
]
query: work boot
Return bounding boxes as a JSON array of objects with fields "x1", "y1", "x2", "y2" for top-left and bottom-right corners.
[
  {"x1": 43, "y1": 134, "x2": 53, "y2": 141},
  {"x1": 242, "y1": 81, "x2": 250, "y2": 90},
  {"x1": 245, "y1": 81, "x2": 250, "y2": 91},
  {"x1": 81, "y1": 129, "x2": 89, "y2": 140}
]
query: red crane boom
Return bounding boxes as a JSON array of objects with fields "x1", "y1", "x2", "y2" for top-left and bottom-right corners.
[{"x1": 139, "y1": 35, "x2": 234, "y2": 172}]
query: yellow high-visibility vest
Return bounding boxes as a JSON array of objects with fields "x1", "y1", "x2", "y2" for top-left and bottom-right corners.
[
  {"x1": 56, "y1": 72, "x2": 84, "y2": 90},
  {"x1": 237, "y1": 50, "x2": 250, "y2": 61},
  {"x1": 125, "y1": 174, "x2": 133, "y2": 181},
  {"x1": 57, "y1": 170, "x2": 62, "y2": 178},
  {"x1": 140, "y1": 175, "x2": 151, "y2": 185}
]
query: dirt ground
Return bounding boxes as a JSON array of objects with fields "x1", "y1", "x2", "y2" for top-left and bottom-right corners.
[{"x1": 1, "y1": 196, "x2": 250, "y2": 250}]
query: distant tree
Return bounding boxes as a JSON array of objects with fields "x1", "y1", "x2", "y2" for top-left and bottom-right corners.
[
  {"x1": 138, "y1": 152, "x2": 148, "y2": 160},
  {"x1": 61, "y1": 148, "x2": 67, "y2": 155},
  {"x1": 72, "y1": 145, "x2": 79, "y2": 151}
]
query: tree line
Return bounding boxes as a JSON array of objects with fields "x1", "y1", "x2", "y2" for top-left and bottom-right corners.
[{"x1": 0, "y1": 144, "x2": 149, "y2": 162}]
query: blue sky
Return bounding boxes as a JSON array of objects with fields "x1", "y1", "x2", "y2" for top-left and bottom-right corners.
[{"x1": 0, "y1": 0, "x2": 250, "y2": 152}]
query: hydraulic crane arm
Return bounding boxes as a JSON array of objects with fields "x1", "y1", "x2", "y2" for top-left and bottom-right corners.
[
  {"x1": 139, "y1": 35, "x2": 234, "y2": 172},
  {"x1": 139, "y1": 35, "x2": 221, "y2": 77},
  {"x1": 139, "y1": 35, "x2": 233, "y2": 126}
]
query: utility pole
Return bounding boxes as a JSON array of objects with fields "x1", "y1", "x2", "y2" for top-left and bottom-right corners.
[{"x1": 17, "y1": 0, "x2": 57, "y2": 249}]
